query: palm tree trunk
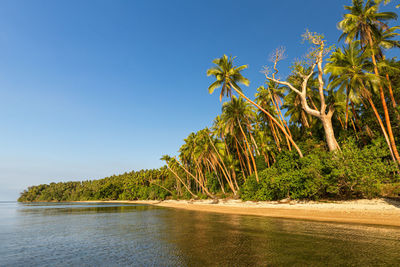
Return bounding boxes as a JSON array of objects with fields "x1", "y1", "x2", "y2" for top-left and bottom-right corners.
[
  {"x1": 241, "y1": 138, "x2": 253, "y2": 176},
  {"x1": 248, "y1": 129, "x2": 260, "y2": 156},
  {"x1": 338, "y1": 115, "x2": 345, "y2": 130},
  {"x1": 167, "y1": 165, "x2": 197, "y2": 198},
  {"x1": 269, "y1": 91, "x2": 292, "y2": 150},
  {"x1": 237, "y1": 118, "x2": 259, "y2": 182},
  {"x1": 269, "y1": 118, "x2": 281, "y2": 151},
  {"x1": 147, "y1": 179, "x2": 174, "y2": 195},
  {"x1": 366, "y1": 95, "x2": 396, "y2": 162},
  {"x1": 345, "y1": 85, "x2": 349, "y2": 129},
  {"x1": 207, "y1": 158, "x2": 226, "y2": 194},
  {"x1": 213, "y1": 155, "x2": 236, "y2": 194},
  {"x1": 350, "y1": 118, "x2": 359, "y2": 139},
  {"x1": 263, "y1": 152, "x2": 270, "y2": 168},
  {"x1": 378, "y1": 84, "x2": 400, "y2": 163},
  {"x1": 351, "y1": 102, "x2": 362, "y2": 131},
  {"x1": 230, "y1": 84, "x2": 303, "y2": 157},
  {"x1": 234, "y1": 136, "x2": 250, "y2": 176},
  {"x1": 386, "y1": 74, "x2": 397, "y2": 108},
  {"x1": 207, "y1": 136, "x2": 237, "y2": 194},
  {"x1": 175, "y1": 158, "x2": 215, "y2": 198},
  {"x1": 368, "y1": 35, "x2": 400, "y2": 163}
]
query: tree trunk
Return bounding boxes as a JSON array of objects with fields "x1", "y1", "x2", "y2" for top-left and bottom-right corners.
[
  {"x1": 379, "y1": 85, "x2": 400, "y2": 163},
  {"x1": 231, "y1": 85, "x2": 303, "y2": 157},
  {"x1": 175, "y1": 159, "x2": 215, "y2": 198},
  {"x1": 207, "y1": 136, "x2": 237, "y2": 195},
  {"x1": 366, "y1": 95, "x2": 396, "y2": 162},
  {"x1": 167, "y1": 165, "x2": 197, "y2": 198},
  {"x1": 386, "y1": 74, "x2": 397, "y2": 108},
  {"x1": 386, "y1": 74, "x2": 400, "y2": 121},
  {"x1": 345, "y1": 85, "x2": 349, "y2": 129},
  {"x1": 269, "y1": 90, "x2": 292, "y2": 150},
  {"x1": 238, "y1": 118, "x2": 259, "y2": 182},
  {"x1": 321, "y1": 115, "x2": 338, "y2": 152},
  {"x1": 368, "y1": 34, "x2": 400, "y2": 163}
]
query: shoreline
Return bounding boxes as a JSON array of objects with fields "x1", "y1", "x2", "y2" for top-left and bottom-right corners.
[{"x1": 70, "y1": 198, "x2": 400, "y2": 227}]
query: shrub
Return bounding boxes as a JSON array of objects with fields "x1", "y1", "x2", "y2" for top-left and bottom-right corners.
[{"x1": 241, "y1": 137, "x2": 399, "y2": 201}]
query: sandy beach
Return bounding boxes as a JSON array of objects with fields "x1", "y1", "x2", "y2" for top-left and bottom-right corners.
[{"x1": 78, "y1": 198, "x2": 400, "y2": 227}]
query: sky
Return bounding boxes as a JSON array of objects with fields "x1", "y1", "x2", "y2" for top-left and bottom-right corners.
[{"x1": 0, "y1": 0, "x2": 398, "y2": 200}]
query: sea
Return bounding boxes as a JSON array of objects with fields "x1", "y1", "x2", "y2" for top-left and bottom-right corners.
[{"x1": 1, "y1": 201, "x2": 399, "y2": 266}]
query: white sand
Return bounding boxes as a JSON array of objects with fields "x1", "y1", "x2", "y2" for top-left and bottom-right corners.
[{"x1": 79, "y1": 198, "x2": 400, "y2": 226}]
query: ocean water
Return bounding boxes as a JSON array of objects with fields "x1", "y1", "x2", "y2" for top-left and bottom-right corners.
[{"x1": 0, "y1": 201, "x2": 399, "y2": 266}]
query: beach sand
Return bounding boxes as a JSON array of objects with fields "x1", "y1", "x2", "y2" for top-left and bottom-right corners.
[{"x1": 78, "y1": 198, "x2": 400, "y2": 227}]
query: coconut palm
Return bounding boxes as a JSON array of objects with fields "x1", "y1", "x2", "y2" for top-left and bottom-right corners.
[
  {"x1": 339, "y1": 0, "x2": 400, "y2": 163},
  {"x1": 221, "y1": 96, "x2": 259, "y2": 181},
  {"x1": 338, "y1": 0, "x2": 397, "y2": 48},
  {"x1": 375, "y1": 27, "x2": 400, "y2": 110},
  {"x1": 379, "y1": 58, "x2": 400, "y2": 109},
  {"x1": 207, "y1": 55, "x2": 303, "y2": 158},
  {"x1": 376, "y1": 26, "x2": 400, "y2": 59},
  {"x1": 255, "y1": 85, "x2": 284, "y2": 150},
  {"x1": 325, "y1": 42, "x2": 396, "y2": 160},
  {"x1": 161, "y1": 155, "x2": 197, "y2": 198}
]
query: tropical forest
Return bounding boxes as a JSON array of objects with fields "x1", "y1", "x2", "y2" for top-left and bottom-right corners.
[{"x1": 19, "y1": 0, "x2": 400, "y2": 202}]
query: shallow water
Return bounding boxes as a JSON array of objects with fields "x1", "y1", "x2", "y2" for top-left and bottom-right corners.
[{"x1": 0, "y1": 202, "x2": 399, "y2": 266}]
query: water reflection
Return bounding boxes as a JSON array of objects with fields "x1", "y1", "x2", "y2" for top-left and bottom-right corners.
[{"x1": 0, "y1": 202, "x2": 399, "y2": 266}]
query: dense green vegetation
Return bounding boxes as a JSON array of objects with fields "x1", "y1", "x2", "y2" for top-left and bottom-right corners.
[{"x1": 19, "y1": 0, "x2": 400, "y2": 202}]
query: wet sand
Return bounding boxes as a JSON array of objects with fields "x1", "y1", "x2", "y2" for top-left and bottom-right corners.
[{"x1": 77, "y1": 198, "x2": 400, "y2": 227}]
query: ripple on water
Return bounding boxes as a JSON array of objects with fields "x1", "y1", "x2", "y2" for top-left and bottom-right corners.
[{"x1": 0, "y1": 202, "x2": 399, "y2": 266}]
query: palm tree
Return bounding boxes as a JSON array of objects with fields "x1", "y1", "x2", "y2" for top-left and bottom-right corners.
[
  {"x1": 255, "y1": 84, "x2": 295, "y2": 150},
  {"x1": 326, "y1": 42, "x2": 367, "y2": 127},
  {"x1": 161, "y1": 155, "x2": 197, "y2": 198},
  {"x1": 178, "y1": 133, "x2": 216, "y2": 198},
  {"x1": 375, "y1": 26, "x2": 400, "y2": 111},
  {"x1": 380, "y1": 58, "x2": 400, "y2": 109},
  {"x1": 338, "y1": 0, "x2": 397, "y2": 48},
  {"x1": 375, "y1": 26, "x2": 400, "y2": 59},
  {"x1": 338, "y1": 0, "x2": 400, "y2": 163},
  {"x1": 283, "y1": 91, "x2": 312, "y2": 130},
  {"x1": 325, "y1": 42, "x2": 396, "y2": 160},
  {"x1": 207, "y1": 54, "x2": 303, "y2": 158},
  {"x1": 221, "y1": 96, "x2": 259, "y2": 182}
]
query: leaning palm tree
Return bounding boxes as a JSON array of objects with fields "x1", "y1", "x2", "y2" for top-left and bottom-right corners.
[
  {"x1": 207, "y1": 54, "x2": 303, "y2": 158},
  {"x1": 338, "y1": 0, "x2": 400, "y2": 163},
  {"x1": 325, "y1": 42, "x2": 396, "y2": 161},
  {"x1": 222, "y1": 96, "x2": 259, "y2": 182},
  {"x1": 161, "y1": 155, "x2": 197, "y2": 198}
]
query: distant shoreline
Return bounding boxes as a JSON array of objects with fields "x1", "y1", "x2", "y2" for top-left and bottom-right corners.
[{"x1": 48, "y1": 198, "x2": 400, "y2": 227}]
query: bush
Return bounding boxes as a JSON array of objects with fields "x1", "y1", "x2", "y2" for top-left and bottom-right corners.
[
  {"x1": 325, "y1": 138, "x2": 399, "y2": 198},
  {"x1": 241, "y1": 138, "x2": 399, "y2": 201}
]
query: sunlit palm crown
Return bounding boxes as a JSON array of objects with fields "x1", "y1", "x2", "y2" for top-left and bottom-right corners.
[
  {"x1": 338, "y1": 0, "x2": 398, "y2": 46},
  {"x1": 221, "y1": 96, "x2": 256, "y2": 135},
  {"x1": 207, "y1": 54, "x2": 250, "y2": 101},
  {"x1": 325, "y1": 41, "x2": 379, "y2": 99}
]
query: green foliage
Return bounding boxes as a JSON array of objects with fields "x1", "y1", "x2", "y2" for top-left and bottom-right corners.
[
  {"x1": 325, "y1": 138, "x2": 399, "y2": 198},
  {"x1": 18, "y1": 169, "x2": 174, "y2": 202},
  {"x1": 206, "y1": 173, "x2": 221, "y2": 194},
  {"x1": 241, "y1": 138, "x2": 399, "y2": 200}
]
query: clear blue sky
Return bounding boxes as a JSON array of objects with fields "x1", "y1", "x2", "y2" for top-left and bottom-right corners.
[{"x1": 1, "y1": 0, "x2": 398, "y2": 200}]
